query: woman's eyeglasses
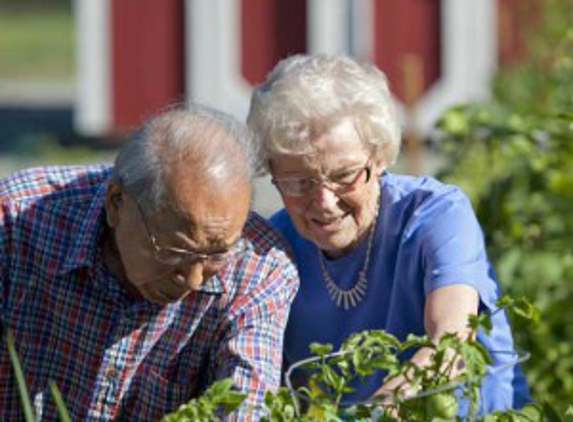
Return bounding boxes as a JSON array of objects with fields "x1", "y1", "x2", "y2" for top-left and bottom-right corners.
[{"x1": 271, "y1": 162, "x2": 372, "y2": 197}]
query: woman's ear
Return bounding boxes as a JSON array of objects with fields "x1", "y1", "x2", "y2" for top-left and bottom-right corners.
[
  {"x1": 371, "y1": 155, "x2": 387, "y2": 178},
  {"x1": 105, "y1": 183, "x2": 124, "y2": 228}
]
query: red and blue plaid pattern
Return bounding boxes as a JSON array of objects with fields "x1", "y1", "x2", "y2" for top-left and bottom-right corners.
[{"x1": 0, "y1": 165, "x2": 299, "y2": 421}]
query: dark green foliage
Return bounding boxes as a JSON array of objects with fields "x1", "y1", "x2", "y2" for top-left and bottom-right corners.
[
  {"x1": 435, "y1": 2, "x2": 573, "y2": 415},
  {"x1": 159, "y1": 379, "x2": 246, "y2": 422}
]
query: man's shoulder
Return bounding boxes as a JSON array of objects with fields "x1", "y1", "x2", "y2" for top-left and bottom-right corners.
[
  {"x1": 243, "y1": 211, "x2": 291, "y2": 255},
  {"x1": 0, "y1": 164, "x2": 112, "y2": 205},
  {"x1": 0, "y1": 164, "x2": 111, "y2": 250},
  {"x1": 240, "y1": 211, "x2": 299, "y2": 280},
  {"x1": 219, "y1": 211, "x2": 299, "y2": 312},
  {"x1": 0, "y1": 164, "x2": 112, "y2": 276}
]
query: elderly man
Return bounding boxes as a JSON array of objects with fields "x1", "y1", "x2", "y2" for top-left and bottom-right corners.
[{"x1": 0, "y1": 106, "x2": 298, "y2": 421}]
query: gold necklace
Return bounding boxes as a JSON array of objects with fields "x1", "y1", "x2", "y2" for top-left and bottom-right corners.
[{"x1": 318, "y1": 200, "x2": 379, "y2": 311}]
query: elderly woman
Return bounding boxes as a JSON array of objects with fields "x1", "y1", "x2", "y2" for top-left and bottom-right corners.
[{"x1": 247, "y1": 54, "x2": 529, "y2": 410}]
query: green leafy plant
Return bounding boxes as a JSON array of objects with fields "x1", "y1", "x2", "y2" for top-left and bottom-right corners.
[
  {"x1": 256, "y1": 296, "x2": 543, "y2": 422},
  {"x1": 4, "y1": 297, "x2": 561, "y2": 421},
  {"x1": 160, "y1": 296, "x2": 547, "y2": 422},
  {"x1": 434, "y1": 2, "x2": 573, "y2": 414},
  {"x1": 437, "y1": 103, "x2": 573, "y2": 418},
  {"x1": 159, "y1": 378, "x2": 246, "y2": 422}
]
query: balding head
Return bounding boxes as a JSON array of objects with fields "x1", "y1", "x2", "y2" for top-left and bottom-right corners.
[
  {"x1": 105, "y1": 105, "x2": 254, "y2": 303},
  {"x1": 113, "y1": 105, "x2": 256, "y2": 213}
]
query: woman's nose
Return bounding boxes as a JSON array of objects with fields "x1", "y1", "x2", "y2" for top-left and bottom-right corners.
[{"x1": 310, "y1": 183, "x2": 340, "y2": 210}]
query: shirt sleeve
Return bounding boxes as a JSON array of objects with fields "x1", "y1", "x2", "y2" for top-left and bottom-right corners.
[
  {"x1": 213, "y1": 249, "x2": 299, "y2": 421},
  {"x1": 419, "y1": 188, "x2": 500, "y2": 310}
]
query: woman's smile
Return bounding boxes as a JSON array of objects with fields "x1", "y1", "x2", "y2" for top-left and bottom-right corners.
[{"x1": 310, "y1": 212, "x2": 350, "y2": 232}]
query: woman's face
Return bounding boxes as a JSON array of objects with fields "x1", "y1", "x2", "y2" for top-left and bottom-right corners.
[{"x1": 270, "y1": 120, "x2": 385, "y2": 257}]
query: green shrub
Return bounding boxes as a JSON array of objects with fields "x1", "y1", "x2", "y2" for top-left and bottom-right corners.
[{"x1": 435, "y1": 2, "x2": 573, "y2": 412}]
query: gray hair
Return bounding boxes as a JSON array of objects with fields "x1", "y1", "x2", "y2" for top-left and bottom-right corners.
[
  {"x1": 112, "y1": 104, "x2": 256, "y2": 211},
  {"x1": 247, "y1": 54, "x2": 401, "y2": 172}
]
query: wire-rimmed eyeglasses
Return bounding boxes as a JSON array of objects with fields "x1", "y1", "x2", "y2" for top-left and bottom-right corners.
[{"x1": 134, "y1": 201, "x2": 247, "y2": 268}]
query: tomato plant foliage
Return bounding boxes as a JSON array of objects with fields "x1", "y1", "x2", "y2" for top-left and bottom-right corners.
[{"x1": 161, "y1": 297, "x2": 556, "y2": 422}]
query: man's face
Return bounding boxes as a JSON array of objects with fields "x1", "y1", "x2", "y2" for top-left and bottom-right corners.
[{"x1": 105, "y1": 173, "x2": 251, "y2": 305}]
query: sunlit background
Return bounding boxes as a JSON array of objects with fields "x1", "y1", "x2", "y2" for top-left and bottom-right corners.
[
  {"x1": 0, "y1": 0, "x2": 533, "y2": 216},
  {"x1": 1, "y1": 0, "x2": 573, "y2": 416}
]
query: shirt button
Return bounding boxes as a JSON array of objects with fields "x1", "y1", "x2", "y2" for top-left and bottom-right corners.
[{"x1": 105, "y1": 367, "x2": 120, "y2": 380}]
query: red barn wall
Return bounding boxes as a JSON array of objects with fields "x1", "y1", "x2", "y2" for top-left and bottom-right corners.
[
  {"x1": 241, "y1": 0, "x2": 307, "y2": 86},
  {"x1": 373, "y1": 0, "x2": 441, "y2": 103},
  {"x1": 111, "y1": 0, "x2": 185, "y2": 133}
]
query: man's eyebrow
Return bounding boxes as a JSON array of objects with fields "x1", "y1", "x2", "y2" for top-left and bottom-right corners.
[{"x1": 168, "y1": 232, "x2": 242, "y2": 252}]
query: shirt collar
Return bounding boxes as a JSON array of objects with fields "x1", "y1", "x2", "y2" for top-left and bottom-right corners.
[
  {"x1": 203, "y1": 228, "x2": 256, "y2": 295},
  {"x1": 59, "y1": 178, "x2": 110, "y2": 275},
  {"x1": 196, "y1": 274, "x2": 226, "y2": 295}
]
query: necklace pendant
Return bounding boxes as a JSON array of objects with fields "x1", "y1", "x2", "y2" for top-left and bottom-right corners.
[
  {"x1": 347, "y1": 292, "x2": 356, "y2": 310},
  {"x1": 319, "y1": 197, "x2": 379, "y2": 311},
  {"x1": 322, "y1": 269, "x2": 369, "y2": 310},
  {"x1": 342, "y1": 293, "x2": 350, "y2": 310},
  {"x1": 336, "y1": 292, "x2": 342, "y2": 308}
]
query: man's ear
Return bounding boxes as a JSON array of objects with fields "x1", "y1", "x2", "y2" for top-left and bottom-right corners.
[{"x1": 105, "y1": 183, "x2": 124, "y2": 228}]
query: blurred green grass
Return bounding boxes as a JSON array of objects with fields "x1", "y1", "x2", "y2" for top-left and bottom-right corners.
[{"x1": 0, "y1": 4, "x2": 73, "y2": 80}]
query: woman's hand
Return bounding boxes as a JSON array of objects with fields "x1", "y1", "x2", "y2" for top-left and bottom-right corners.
[{"x1": 371, "y1": 284, "x2": 479, "y2": 402}]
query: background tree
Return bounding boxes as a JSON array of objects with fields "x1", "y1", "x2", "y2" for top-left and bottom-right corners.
[{"x1": 436, "y1": 0, "x2": 573, "y2": 415}]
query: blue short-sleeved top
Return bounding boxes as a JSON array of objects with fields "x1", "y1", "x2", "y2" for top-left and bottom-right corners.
[{"x1": 271, "y1": 172, "x2": 529, "y2": 412}]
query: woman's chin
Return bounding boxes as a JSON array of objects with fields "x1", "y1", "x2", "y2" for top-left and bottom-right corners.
[{"x1": 311, "y1": 232, "x2": 355, "y2": 257}]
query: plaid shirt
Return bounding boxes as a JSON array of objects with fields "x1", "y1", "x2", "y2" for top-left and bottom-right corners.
[{"x1": 0, "y1": 165, "x2": 299, "y2": 422}]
